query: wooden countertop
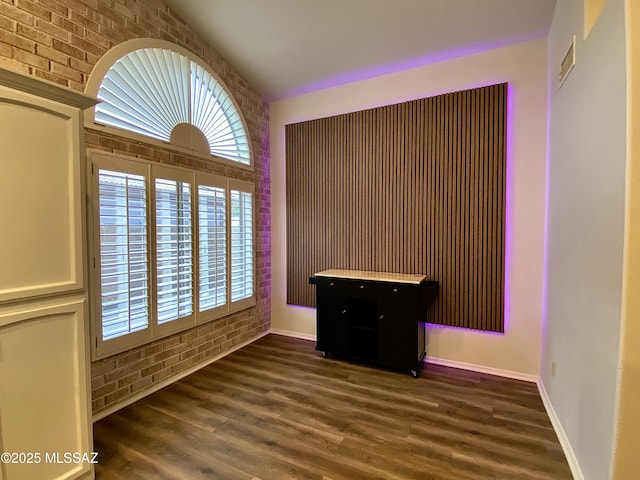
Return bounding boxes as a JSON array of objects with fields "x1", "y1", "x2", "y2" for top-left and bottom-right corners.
[{"x1": 313, "y1": 269, "x2": 427, "y2": 284}]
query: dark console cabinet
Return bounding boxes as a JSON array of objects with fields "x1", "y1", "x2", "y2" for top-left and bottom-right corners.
[{"x1": 310, "y1": 269, "x2": 438, "y2": 377}]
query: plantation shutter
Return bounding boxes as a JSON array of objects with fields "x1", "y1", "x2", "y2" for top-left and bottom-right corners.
[
  {"x1": 155, "y1": 177, "x2": 193, "y2": 323},
  {"x1": 97, "y1": 169, "x2": 150, "y2": 341},
  {"x1": 198, "y1": 180, "x2": 227, "y2": 312},
  {"x1": 230, "y1": 183, "x2": 254, "y2": 305}
]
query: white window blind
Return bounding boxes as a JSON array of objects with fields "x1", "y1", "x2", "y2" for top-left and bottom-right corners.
[
  {"x1": 230, "y1": 188, "x2": 254, "y2": 302},
  {"x1": 95, "y1": 47, "x2": 250, "y2": 165},
  {"x1": 155, "y1": 178, "x2": 193, "y2": 324},
  {"x1": 97, "y1": 169, "x2": 149, "y2": 341},
  {"x1": 198, "y1": 184, "x2": 226, "y2": 311},
  {"x1": 96, "y1": 49, "x2": 189, "y2": 142},
  {"x1": 191, "y1": 64, "x2": 249, "y2": 162}
]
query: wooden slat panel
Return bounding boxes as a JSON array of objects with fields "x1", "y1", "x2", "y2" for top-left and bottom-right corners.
[{"x1": 285, "y1": 83, "x2": 507, "y2": 332}]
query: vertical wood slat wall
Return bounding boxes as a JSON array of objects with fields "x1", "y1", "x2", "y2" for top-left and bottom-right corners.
[{"x1": 286, "y1": 83, "x2": 507, "y2": 332}]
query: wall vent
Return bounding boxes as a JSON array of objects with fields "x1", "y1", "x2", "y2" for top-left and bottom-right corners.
[{"x1": 559, "y1": 35, "x2": 576, "y2": 88}]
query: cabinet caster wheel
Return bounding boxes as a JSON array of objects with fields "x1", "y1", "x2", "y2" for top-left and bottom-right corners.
[
  {"x1": 321, "y1": 351, "x2": 328, "y2": 358},
  {"x1": 410, "y1": 370, "x2": 418, "y2": 378}
]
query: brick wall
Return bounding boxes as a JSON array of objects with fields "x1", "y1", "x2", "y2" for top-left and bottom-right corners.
[{"x1": 0, "y1": 0, "x2": 270, "y2": 415}]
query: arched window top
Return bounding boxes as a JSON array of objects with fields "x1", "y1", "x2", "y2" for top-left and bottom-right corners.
[{"x1": 86, "y1": 39, "x2": 251, "y2": 166}]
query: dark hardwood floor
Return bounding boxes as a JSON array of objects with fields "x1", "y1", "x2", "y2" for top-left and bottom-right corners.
[{"x1": 93, "y1": 334, "x2": 572, "y2": 480}]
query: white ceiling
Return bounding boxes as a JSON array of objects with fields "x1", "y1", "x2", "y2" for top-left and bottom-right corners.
[{"x1": 165, "y1": 0, "x2": 557, "y2": 102}]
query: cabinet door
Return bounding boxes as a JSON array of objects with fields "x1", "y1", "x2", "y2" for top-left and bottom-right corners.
[
  {"x1": 0, "y1": 85, "x2": 84, "y2": 302},
  {"x1": 378, "y1": 283, "x2": 421, "y2": 370},
  {"x1": 0, "y1": 297, "x2": 93, "y2": 480},
  {"x1": 315, "y1": 278, "x2": 348, "y2": 355}
]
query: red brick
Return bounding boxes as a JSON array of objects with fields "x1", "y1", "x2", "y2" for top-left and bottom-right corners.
[
  {"x1": 78, "y1": 0, "x2": 98, "y2": 10},
  {"x1": 104, "y1": 366, "x2": 129, "y2": 383},
  {"x1": 124, "y1": 17, "x2": 145, "y2": 37},
  {"x1": 170, "y1": 359, "x2": 190, "y2": 374},
  {"x1": 154, "y1": 345, "x2": 181, "y2": 362},
  {"x1": 36, "y1": 44, "x2": 67, "y2": 63},
  {"x1": 15, "y1": 0, "x2": 51, "y2": 21},
  {"x1": 96, "y1": 3, "x2": 123, "y2": 27},
  {"x1": 52, "y1": 12, "x2": 83, "y2": 36},
  {"x1": 84, "y1": 26, "x2": 109, "y2": 48},
  {"x1": 152, "y1": 367, "x2": 173, "y2": 383},
  {"x1": 141, "y1": 363, "x2": 163, "y2": 377},
  {"x1": 189, "y1": 352, "x2": 207, "y2": 365},
  {"x1": 51, "y1": 60, "x2": 83, "y2": 81},
  {"x1": 91, "y1": 359, "x2": 116, "y2": 376},
  {"x1": 121, "y1": 0, "x2": 144, "y2": 17},
  {"x1": 104, "y1": 386, "x2": 130, "y2": 405},
  {"x1": 13, "y1": 47, "x2": 47, "y2": 68},
  {"x1": 17, "y1": 23, "x2": 51, "y2": 45},
  {"x1": 32, "y1": 68, "x2": 69, "y2": 87},
  {"x1": 99, "y1": 137, "x2": 127, "y2": 151},
  {"x1": 128, "y1": 143, "x2": 153, "y2": 158},
  {"x1": 163, "y1": 337, "x2": 181, "y2": 349},
  {"x1": 92, "y1": 381, "x2": 117, "y2": 399},
  {"x1": 0, "y1": 13, "x2": 15, "y2": 31},
  {"x1": 38, "y1": 19, "x2": 69, "y2": 41},
  {"x1": 36, "y1": 0, "x2": 69, "y2": 17},
  {"x1": 117, "y1": 371, "x2": 142, "y2": 388},
  {"x1": 57, "y1": 0, "x2": 90, "y2": 15},
  {"x1": 112, "y1": 1, "x2": 134, "y2": 21},
  {"x1": 84, "y1": 50, "x2": 98, "y2": 65},
  {"x1": 179, "y1": 347, "x2": 198, "y2": 361},
  {"x1": 69, "y1": 56, "x2": 92, "y2": 73},
  {"x1": 115, "y1": 349, "x2": 142, "y2": 367},
  {"x1": 131, "y1": 376, "x2": 154, "y2": 392},
  {"x1": 92, "y1": 397, "x2": 106, "y2": 412},
  {"x1": 196, "y1": 341, "x2": 212, "y2": 354},
  {"x1": 0, "y1": 2, "x2": 33, "y2": 25},
  {"x1": 0, "y1": 29, "x2": 34, "y2": 51},
  {"x1": 135, "y1": 15, "x2": 157, "y2": 36},
  {"x1": 70, "y1": 32, "x2": 102, "y2": 56},
  {"x1": 163, "y1": 355, "x2": 180, "y2": 367},
  {"x1": 68, "y1": 9, "x2": 97, "y2": 31},
  {"x1": 91, "y1": 375, "x2": 105, "y2": 390},
  {"x1": 129, "y1": 356, "x2": 154, "y2": 372}
]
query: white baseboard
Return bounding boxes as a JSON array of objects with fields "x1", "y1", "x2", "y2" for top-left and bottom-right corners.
[
  {"x1": 537, "y1": 379, "x2": 584, "y2": 480},
  {"x1": 92, "y1": 330, "x2": 270, "y2": 422},
  {"x1": 425, "y1": 356, "x2": 539, "y2": 383},
  {"x1": 427, "y1": 357, "x2": 583, "y2": 479},
  {"x1": 270, "y1": 328, "x2": 317, "y2": 342}
]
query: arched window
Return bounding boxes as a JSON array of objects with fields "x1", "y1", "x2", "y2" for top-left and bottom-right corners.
[
  {"x1": 86, "y1": 40, "x2": 256, "y2": 359},
  {"x1": 87, "y1": 40, "x2": 251, "y2": 165}
]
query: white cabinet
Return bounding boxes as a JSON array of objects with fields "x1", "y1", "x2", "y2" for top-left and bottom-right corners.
[{"x1": 0, "y1": 68, "x2": 97, "y2": 480}]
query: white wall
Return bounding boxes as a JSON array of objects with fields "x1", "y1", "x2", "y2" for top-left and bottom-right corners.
[
  {"x1": 270, "y1": 38, "x2": 548, "y2": 378},
  {"x1": 542, "y1": 0, "x2": 627, "y2": 479},
  {"x1": 612, "y1": 0, "x2": 640, "y2": 476}
]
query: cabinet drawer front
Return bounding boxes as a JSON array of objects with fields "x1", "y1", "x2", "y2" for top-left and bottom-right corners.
[
  {"x1": 379, "y1": 283, "x2": 420, "y2": 305},
  {"x1": 348, "y1": 279, "x2": 378, "y2": 300},
  {"x1": 316, "y1": 277, "x2": 348, "y2": 290}
]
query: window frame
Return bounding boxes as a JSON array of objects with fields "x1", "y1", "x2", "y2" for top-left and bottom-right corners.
[
  {"x1": 90, "y1": 154, "x2": 153, "y2": 356},
  {"x1": 89, "y1": 151, "x2": 256, "y2": 360}
]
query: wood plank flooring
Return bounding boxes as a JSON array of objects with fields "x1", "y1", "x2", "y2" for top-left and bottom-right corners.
[{"x1": 93, "y1": 334, "x2": 572, "y2": 480}]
